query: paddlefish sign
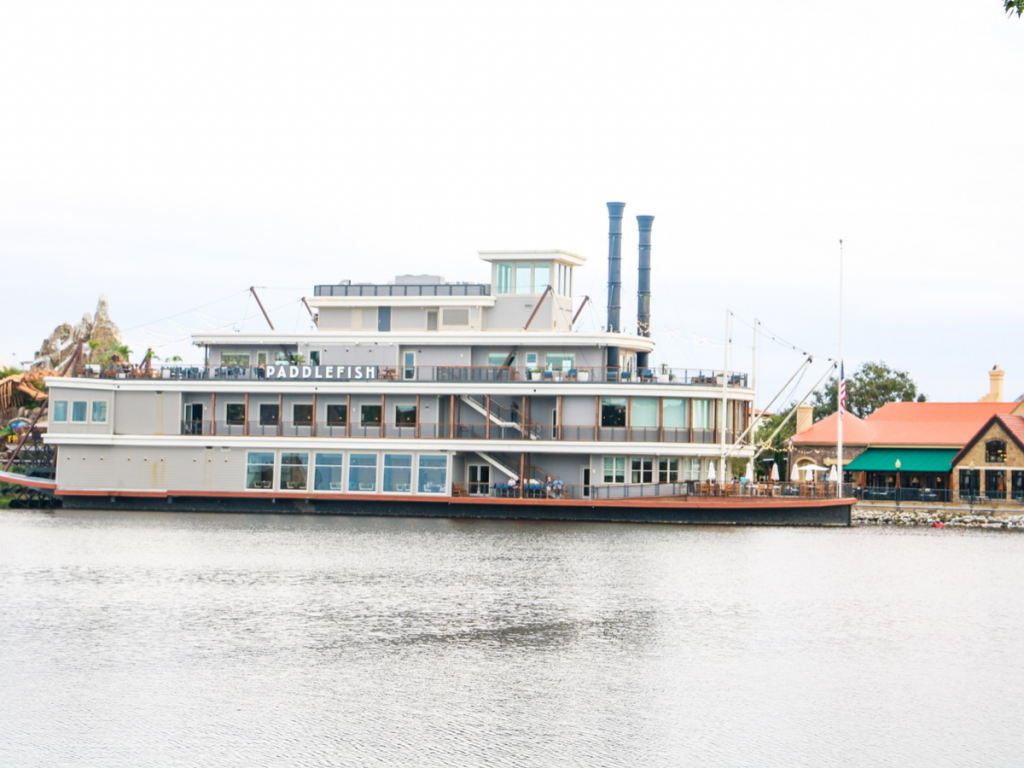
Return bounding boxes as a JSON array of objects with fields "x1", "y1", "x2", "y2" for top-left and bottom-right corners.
[{"x1": 264, "y1": 365, "x2": 378, "y2": 381}]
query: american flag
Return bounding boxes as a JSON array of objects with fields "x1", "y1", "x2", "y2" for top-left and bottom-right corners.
[{"x1": 839, "y1": 362, "x2": 846, "y2": 420}]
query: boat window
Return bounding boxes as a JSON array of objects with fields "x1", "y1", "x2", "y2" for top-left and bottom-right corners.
[
  {"x1": 488, "y1": 352, "x2": 515, "y2": 367},
  {"x1": 313, "y1": 453, "x2": 343, "y2": 491},
  {"x1": 418, "y1": 455, "x2": 447, "y2": 493},
  {"x1": 280, "y1": 453, "x2": 309, "y2": 490},
  {"x1": 546, "y1": 352, "x2": 575, "y2": 370},
  {"x1": 403, "y1": 352, "x2": 415, "y2": 380},
  {"x1": 663, "y1": 399, "x2": 688, "y2": 429},
  {"x1": 90, "y1": 401, "x2": 108, "y2": 423},
  {"x1": 533, "y1": 262, "x2": 551, "y2": 292},
  {"x1": 426, "y1": 310, "x2": 438, "y2": 330},
  {"x1": 227, "y1": 403, "x2": 246, "y2": 425},
  {"x1": 293, "y1": 404, "x2": 313, "y2": 425},
  {"x1": 600, "y1": 398, "x2": 627, "y2": 428},
  {"x1": 631, "y1": 398, "x2": 657, "y2": 428},
  {"x1": 245, "y1": 452, "x2": 275, "y2": 490},
  {"x1": 52, "y1": 401, "x2": 68, "y2": 422},
  {"x1": 349, "y1": 453, "x2": 377, "y2": 492},
  {"x1": 603, "y1": 457, "x2": 626, "y2": 484},
  {"x1": 395, "y1": 405, "x2": 417, "y2": 426},
  {"x1": 309, "y1": 351, "x2": 320, "y2": 366},
  {"x1": 221, "y1": 352, "x2": 250, "y2": 367},
  {"x1": 274, "y1": 351, "x2": 290, "y2": 363},
  {"x1": 496, "y1": 263, "x2": 512, "y2": 295},
  {"x1": 659, "y1": 458, "x2": 680, "y2": 483},
  {"x1": 71, "y1": 401, "x2": 87, "y2": 422},
  {"x1": 383, "y1": 454, "x2": 413, "y2": 493},
  {"x1": 360, "y1": 404, "x2": 382, "y2": 426},
  {"x1": 631, "y1": 457, "x2": 654, "y2": 484},
  {"x1": 683, "y1": 458, "x2": 701, "y2": 481},
  {"x1": 515, "y1": 263, "x2": 532, "y2": 294},
  {"x1": 326, "y1": 404, "x2": 347, "y2": 426},
  {"x1": 258, "y1": 404, "x2": 278, "y2": 426}
]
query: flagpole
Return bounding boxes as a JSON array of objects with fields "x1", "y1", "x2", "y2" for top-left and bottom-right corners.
[{"x1": 837, "y1": 239, "x2": 844, "y2": 499}]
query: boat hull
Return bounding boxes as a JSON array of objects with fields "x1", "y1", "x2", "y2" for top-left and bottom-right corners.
[{"x1": 56, "y1": 491, "x2": 854, "y2": 526}]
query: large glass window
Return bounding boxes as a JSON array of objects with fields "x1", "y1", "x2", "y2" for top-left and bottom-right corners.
[
  {"x1": 221, "y1": 352, "x2": 251, "y2": 367},
  {"x1": 246, "y1": 452, "x2": 274, "y2": 489},
  {"x1": 533, "y1": 262, "x2": 551, "y2": 292},
  {"x1": 403, "y1": 351, "x2": 415, "y2": 380},
  {"x1": 227, "y1": 403, "x2": 246, "y2": 425},
  {"x1": 89, "y1": 401, "x2": 108, "y2": 423},
  {"x1": 488, "y1": 352, "x2": 515, "y2": 367},
  {"x1": 496, "y1": 263, "x2": 512, "y2": 294},
  {"x1": 659, "y1": 458, "x2": 680, "y2": 483},
  {"x1": 53, "y1": 401, "x2": 68, "y2": 422},
  {"x1": 692, "y1": 400, "x2": 712, "y2": 429},
  {"x1": 630, "y1": 457, "x2": 654, "y2": 484},
  {"x1": 361, "y1": 404, "x2": 382, "y2": 426},
  {"x1": 418, "y1": 455, "x2": 447, "y2": 493},
  {"x1": 314, "y1": 453, "x2": 343, "y2": 491},
  {"x1": 293, "y1": 404, "x2": 313, "y2": 425},
  {"x1": 603, "y1": 457, "x2": 626, "y2": 484},
  {"x1": 258, "y1": 403, "x2": 278, "y2": 426},
  {"x1": 280, "y1": 452, "x2": 309, "y2": 490},
  {"x1": 683, "y1": 458, "x2": 701, "y2": 481},
  {"x1": 515, "y1": 263, "x2": 532, "y2": 294},
  {"x1": 986, "y1": 440, "x2": 1007, "y2": 463},
  {"x1": 601, "y1": 398, "x2": 627, "y2": 427},
  {"x1": 349, "y1": 454, "x2": 378, "y2": 492},
  {"x1": 663, "y1": 399, "x2": 688, "y2": 428},
  {"x1": 383, "y1": 454, "x2": 413, "y2": 493},
  {"x1": 546, "y1": 352, "x2": 575, "y2": 370},
  {"x1": 71, "y1": 401, "x2": 87, "y2": 422},
  {"x1": 631, "y1": 398, "x2": 658, "y2": 428},
  {"x1": 327, "y1": 404, "x2": 347, "y2": 426},
  {"x1": 395, "y1": 405, "x2": 417, "y2": 426}
]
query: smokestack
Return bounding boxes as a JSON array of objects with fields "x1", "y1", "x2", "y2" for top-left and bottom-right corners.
[
  {"x1": 636, "y1": 215, "x2": 654, "y2": 369},
  {"x1": 606, "y1": 202, "x2": 625, "y2": 371}
]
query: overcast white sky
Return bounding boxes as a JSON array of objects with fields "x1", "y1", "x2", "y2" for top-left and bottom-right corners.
[{"x1": 1, "y1": 2, "x2": 1021, "y2": 406}]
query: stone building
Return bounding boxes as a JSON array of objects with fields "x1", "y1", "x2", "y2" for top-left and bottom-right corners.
[{"x1": 949, "y1": 414, "x2": 1024, "y2": 501}]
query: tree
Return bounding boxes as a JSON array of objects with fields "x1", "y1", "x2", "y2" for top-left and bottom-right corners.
[
  {"x1": 1007, "y1": 1, "x2": 1023, "y2": 18},
  {"x1": 753, "y1": 402, "x2": 798, "y2": 480},
  {"x1": 812, "y1": 361, "x2": 926, "y2": 421}
]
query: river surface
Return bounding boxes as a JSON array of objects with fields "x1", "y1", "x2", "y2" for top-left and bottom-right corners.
[{"x1": 1, "y1": 510, "x2": 1022, "y2": 767}]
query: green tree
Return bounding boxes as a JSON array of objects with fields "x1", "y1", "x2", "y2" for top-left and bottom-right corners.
[
  {"x1": 812, "y1": 361, "x2": 926, "y2": 421},
  {"x1": 753, "y1": 402, "x2": 798, "y2": 480},
  {"x1": 1007, "y1": 1, "x2": 1023, "y2": 18}
]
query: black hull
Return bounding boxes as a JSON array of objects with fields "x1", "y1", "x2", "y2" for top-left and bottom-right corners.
[{"x1": 60, "y1": 495, "x2": 853, "y2": 526}]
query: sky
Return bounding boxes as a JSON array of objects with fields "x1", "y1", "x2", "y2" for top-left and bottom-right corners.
[{"x1": 1, "y1": 1, "x2": 1021, "y2": 407}]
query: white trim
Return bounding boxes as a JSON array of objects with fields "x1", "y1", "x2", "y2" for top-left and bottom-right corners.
[
  {"x1": 44, "y1": 432, "x2": 755, "y2": 458},
  {"x1": 189, "y1": 330, "x2": 654, "y2": 350},
  {"x1": 478, "y1": 250, "x2": 587, "y2": 266}
]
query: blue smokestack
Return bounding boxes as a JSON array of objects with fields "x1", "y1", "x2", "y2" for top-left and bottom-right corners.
[
  {"x1": 606, "y1": 202, "x2": 625, "y2": 371},
  {"x1": 636, "y1": 215, "x2": 654, "y2": 369}
]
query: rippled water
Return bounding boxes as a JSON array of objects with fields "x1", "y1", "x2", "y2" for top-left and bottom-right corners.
[{"x1": 1, "y1": 511, "x2": 1023, "y2": 767}]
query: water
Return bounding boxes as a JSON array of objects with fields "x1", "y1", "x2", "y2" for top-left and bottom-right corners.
[{"x1": 1, "y1": 511, "x2": 1022, "y2": 767}]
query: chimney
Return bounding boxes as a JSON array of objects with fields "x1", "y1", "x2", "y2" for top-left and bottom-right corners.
[
  {"x1": 796, "y1": 404, "x2": 814, "y2": 434},
  {"x1": 635, "y1": 215, "x2": 654, "y2": 369},
  {"x1": 606, "y1": 202, "x2": 625, "y2": 371},
  {"x1": 979, "y1": 365, "x2": 1005, "y2": 403}
]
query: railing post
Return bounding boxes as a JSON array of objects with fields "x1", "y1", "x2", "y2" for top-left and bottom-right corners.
[
  {"x1": 244, "y1": 393, "x2": 249, "y2": 437},
  {"x1": 211, "y1": 391, "x2": 216, "y2": 437}
]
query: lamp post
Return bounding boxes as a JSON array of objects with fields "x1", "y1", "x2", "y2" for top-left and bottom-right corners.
[
  {"x1": 895, "y1": 458, "x2": 902, "y2": 505},
  {"x1": 968, "y1": 460, "x2": 976, "y2": 510}
]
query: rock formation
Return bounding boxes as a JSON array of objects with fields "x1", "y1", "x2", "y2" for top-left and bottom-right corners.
[{"x1": 34, "y1": 295, "x2": 124, "y2": 369}]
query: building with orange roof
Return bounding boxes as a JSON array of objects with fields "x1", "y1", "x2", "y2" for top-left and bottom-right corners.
[
  {"x1": 787, "y1": 367, "x2": 1024, "y2": 498},
  {"x1": 949, "y1": 413, "x2": 1024, "y2": 501}
]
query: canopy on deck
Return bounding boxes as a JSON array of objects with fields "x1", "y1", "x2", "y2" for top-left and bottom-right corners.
[{"x1": 845, "y1": 448, "x2": 958, "y2": 473}]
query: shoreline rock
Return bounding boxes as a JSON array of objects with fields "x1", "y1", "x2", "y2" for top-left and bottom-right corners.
[{"x1": 854, "y1": 506, "x2": 1024, "y2": 530}]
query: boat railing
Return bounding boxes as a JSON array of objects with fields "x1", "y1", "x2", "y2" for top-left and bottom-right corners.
[
  {"x1": 76, "y1": 364, "x2": 749, "y2": 388},
  {"x1": 179, "y1": 420, "x2": 744, "y2": 445}
]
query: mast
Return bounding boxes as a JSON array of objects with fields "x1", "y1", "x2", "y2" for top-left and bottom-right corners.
[
  {"x1": 837, "y1": 240, "x2": 844, "y2": 498},
  {"x1": 719, "y1": 309, "x2": 730, "y2": 482}
]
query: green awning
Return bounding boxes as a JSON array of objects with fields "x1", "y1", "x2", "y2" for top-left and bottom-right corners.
[{"x1": 845, "y1": 448, "x2": 958, "y2": 473}]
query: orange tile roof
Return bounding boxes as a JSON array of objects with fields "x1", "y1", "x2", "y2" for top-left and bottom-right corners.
[
  {"x1": 950, "y1": 413, "x2": 1024, "y2": 467},
  {"x1": 790, "y1": 402, "x2": 1017, "y2": 447}
]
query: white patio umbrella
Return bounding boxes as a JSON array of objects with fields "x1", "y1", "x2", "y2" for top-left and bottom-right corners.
[
  {"x1": 829, "y1": 464, "x2": 839, "y2": 483},
  {"x1": 791, "y1": 464, "x2": 801, "y2": 481},
  {"x1": 745, "y1": 461, "x2": 754, "y2": 482},
  {"x1": 707, "y1": 462, "x2": 717, "y2": 483},
  {"x1": 770, "y1": 463, "x2": 780, "y2": 482}
]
